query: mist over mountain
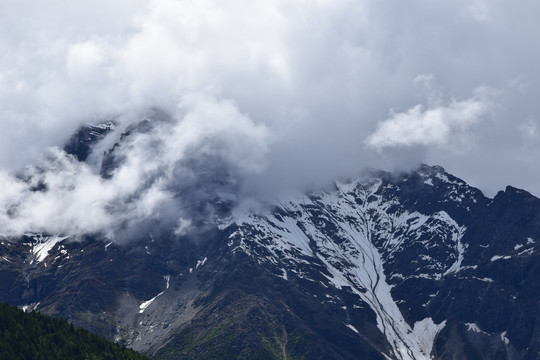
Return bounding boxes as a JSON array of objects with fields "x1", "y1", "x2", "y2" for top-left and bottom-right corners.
[{"x1": 1, "y1": 0, "x2": 540, "y2": 199}]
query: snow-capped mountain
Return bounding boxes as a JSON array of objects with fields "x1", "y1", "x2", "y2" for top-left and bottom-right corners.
[{"x1": 0, "y1": 121, "x2": 538, "y2": 359}]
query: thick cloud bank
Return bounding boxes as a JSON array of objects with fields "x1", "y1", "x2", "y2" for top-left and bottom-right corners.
[
  {"x1": 0, "y1": 95, "x2": 270, "y2": 237},
  {"x1": 1, "y1": 0, "x2": 540, "y2": 236}
]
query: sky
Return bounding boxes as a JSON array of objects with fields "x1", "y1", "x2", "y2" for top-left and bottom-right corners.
[{"x1": 1, "y1": 0, "x2": 540, "y2": 236}]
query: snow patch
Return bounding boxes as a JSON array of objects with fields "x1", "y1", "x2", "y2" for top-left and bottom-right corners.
[
  {"x1": 139, "y1": 297, "x2": 156, "y2": 313},
  {"x1": 443, "y1": 222, "x2": 467, "y2": 275},
  {"x1": 491, "y1": 255, "x2": 511, "y2": 262},
  {"x1": 30, "y1": 235, "x2": 69, "y2": 262},
  {"x1": 21, "y1": 302, "x2": 40, "y2": 312},
  {"x1": 164, "y1": 275, "x2": 170, "y2": 289},
  {"x1": 518, "y1": 248, "x2": 534, "y2": 256},
  {"x1": 457, "y1": 265, "x2": 477, "y2": 272},
  {"x1": 196, "y1": 257, "x2": 207, "y2": 269},
  {"x1": 465, "y1": 323, "x2": 485, "y2": 333},
  {"x1": 411, "y1": 318, "x2": 446, "y2": 358},
  {"x1": 92, "y1": 121, "x2": 115, "y2": 130},
  {"x1": 501, "y1": 331, "x2": 510, "y2": 345},
  {"x1": 345, "y1": 324, "x2": 359, "y2": 334},
  {"x1": 139, "y1": 275, "x2": 170, "y2": 314}
]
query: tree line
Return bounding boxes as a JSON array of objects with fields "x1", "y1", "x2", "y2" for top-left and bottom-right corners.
[{"x1": 0, "y1": 302, "x2": 149, "y2": 360}]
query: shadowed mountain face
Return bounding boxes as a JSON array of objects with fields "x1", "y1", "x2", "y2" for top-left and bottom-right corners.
[{"x1": 0, "y1": 122, "x2": 538, "y2": 359}]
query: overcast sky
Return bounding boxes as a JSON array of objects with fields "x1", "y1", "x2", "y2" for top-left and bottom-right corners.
[{"x1": 1, "y1": 0, "x2": 540, "y2": 235}]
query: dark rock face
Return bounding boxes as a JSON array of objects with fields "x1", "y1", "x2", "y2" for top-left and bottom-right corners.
[
  {"x1": 426, "y1": 185, "x2": 540, "y2": 360},
  {"x1": 63, "y1": 122, "x2": 115, "y2": 162},
  {"x1": 0, "y1": 120, "x2": 538, "y2": 359}
]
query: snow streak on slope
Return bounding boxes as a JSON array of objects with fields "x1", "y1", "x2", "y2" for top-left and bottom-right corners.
[
  {"x1": 28, "y1": 234, "x2": 69, "y2": 263},
  {"x1": 139, "y1": 275, "x2": 170, "y2": 314},
  {"x1": 229, "y1": 176, "x2": 461, "y2": 359}
]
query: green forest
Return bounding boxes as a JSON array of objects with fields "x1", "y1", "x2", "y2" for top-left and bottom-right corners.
[{"x1": 0, "y1": 303, "x2": 149, "y2": 360}]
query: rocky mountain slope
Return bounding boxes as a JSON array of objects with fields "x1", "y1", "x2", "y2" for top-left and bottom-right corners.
[{"x1": 0, "y1": 121, "x2": 538, "y2": 359}]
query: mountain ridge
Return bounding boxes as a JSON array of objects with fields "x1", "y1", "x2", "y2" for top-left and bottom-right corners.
[{"x1": 0, "y1": 121, "x2": 538, "y2": 359}]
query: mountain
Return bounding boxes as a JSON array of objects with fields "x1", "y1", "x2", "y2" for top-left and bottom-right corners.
[
  {"x1": 0, "y1": 121, "x2": 538, "y2": 359},
  {"x1": 0, "y1": 302, "x2": 149, "y2": 359}
]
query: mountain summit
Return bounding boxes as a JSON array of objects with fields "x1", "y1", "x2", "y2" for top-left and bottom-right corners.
[{"x1": 0, "y1": 122, "x2": 538, "y2": 359}]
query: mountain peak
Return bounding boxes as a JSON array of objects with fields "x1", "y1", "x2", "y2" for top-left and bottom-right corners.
[
  {"x1": 0, "y1": 119, "x2": 538, "y2": 359},
  {"x1": 63, "y1": 121, "x2": 115, "y2": 162}
]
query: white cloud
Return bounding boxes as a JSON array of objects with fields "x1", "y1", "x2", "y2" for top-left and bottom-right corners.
[
  {"x1": 66, "y1": 41, "x2": 107, "y2": 77},
  {"x1": 366, "y1": 87, "x2": 496, "y2": 151},
  {"x1": 174, "y1": 218, "x2": 193, "y2": 237},
  {"x1": 0, "y1": 93, "x2": 271, "y2": 236},
  {"x1": 1, "y1": 0, "x2": 540, "y2": 236}
]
